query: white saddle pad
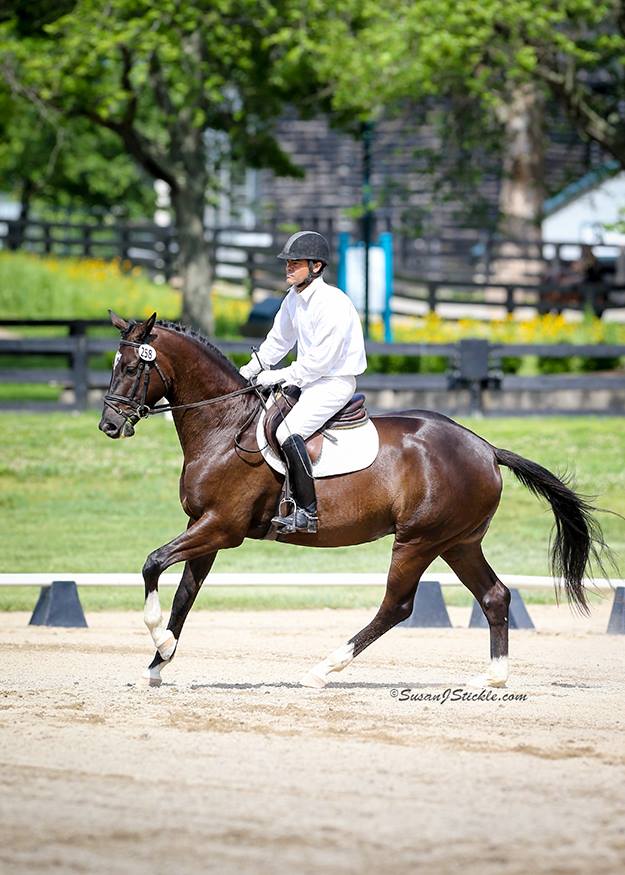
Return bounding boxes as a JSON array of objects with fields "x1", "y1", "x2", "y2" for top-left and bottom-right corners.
[{"x1": 256, "y1": 408, "x2": 379, "y2": 479}]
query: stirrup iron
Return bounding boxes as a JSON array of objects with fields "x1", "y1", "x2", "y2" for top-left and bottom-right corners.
[{"x1": 272, "y1": 506, "x2": 318, "y2": 534}]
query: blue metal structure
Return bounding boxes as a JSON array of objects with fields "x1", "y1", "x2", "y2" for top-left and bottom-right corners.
[{"x1": 337, "y1": 230, "x2": 394, "y2": 342}]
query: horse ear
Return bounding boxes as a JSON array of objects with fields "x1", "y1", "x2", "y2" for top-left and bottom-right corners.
[
  {"x1": 109, "y1": 310, "x2": 129, "y2": 332},
  {"x1": 140, "y1": 312, "x2": 157, "y2": 341}
]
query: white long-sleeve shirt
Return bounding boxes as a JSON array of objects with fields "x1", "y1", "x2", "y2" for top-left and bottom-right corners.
[{"x1": 257, "y1": 277, "x2": 367, "y2": 388}]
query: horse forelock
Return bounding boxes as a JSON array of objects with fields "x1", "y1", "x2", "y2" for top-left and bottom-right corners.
[{"x1": 155, "y1": 320, "x2": 243, "y2": 381}]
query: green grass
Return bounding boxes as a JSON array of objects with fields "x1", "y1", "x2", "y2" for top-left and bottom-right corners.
[
  {"x1": 0, "y1": 384, "x2": 64, "y2": 401},
  {"x1": 1, "y1": 413, "x2": 623, "y2": 593},
  {"x1": 0, "y1": 585, "x2": 609, "y2": 613}
]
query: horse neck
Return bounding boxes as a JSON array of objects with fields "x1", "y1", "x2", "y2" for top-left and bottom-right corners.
[{"x1": 159, "y1": 330, "x2": 252, "y2": 444}]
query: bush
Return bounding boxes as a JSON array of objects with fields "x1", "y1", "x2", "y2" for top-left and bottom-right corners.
[
  {"x1": 500, "y1": 356, "x2": 523, "y2": 374},
  {"x1": 368, "y1": 312, "x2": 625, "y2": 375},
  {"x1": 0, "y1": 251, "x2": 181, "y2": 320},
  {"x1": 537, "y1": 356, "x2": 574, "y2": 374},
  {"x1": 578, "y1": 356, "x2": 622, "y2": 373}
]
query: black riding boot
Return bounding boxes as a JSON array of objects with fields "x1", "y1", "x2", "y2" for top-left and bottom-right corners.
[{"x1": 272, "y1": 434, "x2": 318, "y2": 534}]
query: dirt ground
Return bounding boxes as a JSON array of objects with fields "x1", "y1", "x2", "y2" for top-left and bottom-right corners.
[{"x1": 1, "y1": 602, "x2": 624, "y2": 875}]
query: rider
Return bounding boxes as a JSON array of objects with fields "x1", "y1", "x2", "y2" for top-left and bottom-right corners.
[{"x1": 239, "y1": 230, "x2": 367, "y2": 534}]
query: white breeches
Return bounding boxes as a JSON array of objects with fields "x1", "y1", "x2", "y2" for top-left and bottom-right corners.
[{"x1": 276, "y1": 375, "x2": 357, "y2": 445}]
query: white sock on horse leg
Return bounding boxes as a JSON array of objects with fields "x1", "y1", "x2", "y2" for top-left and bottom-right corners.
[
  {"x1": 300, "y1": 642, "x2": 355, "y2": 689},
  {"x1": 142, "y1": 663, "x2": 164, "y2": 687},
  {"x1": 143, "y1": 591, "x2": 177, "y2": 660},
  {"x1": 467, "y1": 655, "x2": 509, "y2": 689}
]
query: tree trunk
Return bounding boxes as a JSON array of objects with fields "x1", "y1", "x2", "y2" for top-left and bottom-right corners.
[
  {"x1": 493, "y1": 84, "x2": 545, "y2": 286},
  {"x1": 9, "y1": 177, "x2": 34, "y2": 250},
  {"x1": 171, "y1": 183, "x2": 214, "y2": 335}
]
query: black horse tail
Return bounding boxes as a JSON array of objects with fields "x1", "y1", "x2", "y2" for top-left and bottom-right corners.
[{"x1": 494, "y1": 448, "x2": 609, "y2": 614}]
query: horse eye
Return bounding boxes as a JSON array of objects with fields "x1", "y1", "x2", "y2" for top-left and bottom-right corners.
[{"x1": 126, "y1": 366, "x2": 138, "y2": 376}]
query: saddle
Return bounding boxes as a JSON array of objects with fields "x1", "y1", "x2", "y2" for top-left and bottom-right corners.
[{"x1": 263, "y1": 386, "x2": 368, "y2": 464}]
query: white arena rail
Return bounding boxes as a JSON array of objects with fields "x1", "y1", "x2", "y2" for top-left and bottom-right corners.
[{"x1": 0, "y1": 573, "x2": 620, "y2": 588}]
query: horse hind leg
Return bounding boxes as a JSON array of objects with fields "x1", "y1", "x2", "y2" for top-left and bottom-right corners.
[
  {"x1": 301, "y1": 542, "x2": 436, "y2": 689},
  {"x1": 442, "y1": 541, "x2": 511, "y2": 688}
]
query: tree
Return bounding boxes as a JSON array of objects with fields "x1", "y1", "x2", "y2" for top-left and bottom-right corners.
[
  {"x1": 0, "y1": 1, "x2": 330, "y2": 332},
  {"x1": 316, "y1": 0, "x2": 625, "y2": 234},
  {"x1": 0, "y1": 2, "x2": 155, "y2": 222}
]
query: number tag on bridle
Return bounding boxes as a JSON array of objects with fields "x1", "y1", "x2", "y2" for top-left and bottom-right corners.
[{"x1": 138, "y1": 344, "x2": 157, "y2": 362}]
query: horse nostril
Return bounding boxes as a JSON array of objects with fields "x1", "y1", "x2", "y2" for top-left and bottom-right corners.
[{"x1": 100, "y1": 419, "x2": 118, "y2": 435}]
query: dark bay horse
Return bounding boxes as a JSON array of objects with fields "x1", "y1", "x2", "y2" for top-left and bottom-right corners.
[{"x1": 99, "y1": 311, "x2": 606, "y2": 688}]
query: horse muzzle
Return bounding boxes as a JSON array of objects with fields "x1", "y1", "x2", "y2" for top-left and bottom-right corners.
[{"x1": 99, "y1": 412, "x2": 135, "y2": 439}]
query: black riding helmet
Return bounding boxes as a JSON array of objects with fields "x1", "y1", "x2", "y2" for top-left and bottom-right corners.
[{"x1": 277, "y1": 231, "x2": 330, "y2": 265}]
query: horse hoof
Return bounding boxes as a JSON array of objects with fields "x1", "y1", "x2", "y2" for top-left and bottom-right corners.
[
  {"x1": 486, "y1": 678, "x2": 507, "y2": 689},
  {"x1": 300, "y1": 671, "x2": 327, "y2": 689},
  {"x1": 467, "y1": 673, "x2": 507, "y2": 689},
  {"x1": 142, "y1": 667, "x2": 163, "y2": 687}
]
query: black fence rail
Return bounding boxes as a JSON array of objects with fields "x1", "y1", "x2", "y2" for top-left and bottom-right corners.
[
  {"x1": 3, "y1": 217, "x2": 624, "y2": 316},
  {"x1": 392, "y1": 276, "x2": 625, "y2": 318},
  {"x1": 1, "y1": 320, "x2": 623, "y2": 415},
  {"x1": 0, "y1": 218, "x2": 179, "y2": 278}
]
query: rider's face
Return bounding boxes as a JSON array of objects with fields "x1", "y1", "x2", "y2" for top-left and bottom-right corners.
[{"x1": 286, "y1": 259, "x2": 322, "y2": 286}]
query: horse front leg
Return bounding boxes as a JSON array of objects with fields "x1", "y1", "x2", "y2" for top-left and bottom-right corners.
[
  {"x1": 141, "y1": 513, "x2": 242, "y2": 684},
  {"x1": 143, "y1": 552, "x2": 217, "y2": 686}
]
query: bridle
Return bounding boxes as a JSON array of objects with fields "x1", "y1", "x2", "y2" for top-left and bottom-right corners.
[
  {"x1": 103, "y1": 338, "x2": 259, "y2": 432},
  {"x1": 104, "y1": 339, "x2": 169, "y2": 427}
]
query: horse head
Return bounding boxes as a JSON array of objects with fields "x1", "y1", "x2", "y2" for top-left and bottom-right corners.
[{"x1": 99, "y1": 310, "x2": 169, "y2": 439}]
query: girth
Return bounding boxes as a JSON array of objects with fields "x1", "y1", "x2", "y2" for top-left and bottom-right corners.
[{"x1": 263, "y1": 386, "x2": 368, "y2": 462}]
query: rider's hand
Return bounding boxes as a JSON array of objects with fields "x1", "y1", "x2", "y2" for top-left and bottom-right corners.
[
  {"x1": 240, "y1": 359, "x2": 262, "y2": 381},
  {"x1": 255, "y1": 369, "x2": 287, "y2": 388}
]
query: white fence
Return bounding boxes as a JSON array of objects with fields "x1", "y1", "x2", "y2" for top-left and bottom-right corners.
[{"x1": 0, "y1": 573, "x2": 619, "y2": 588}]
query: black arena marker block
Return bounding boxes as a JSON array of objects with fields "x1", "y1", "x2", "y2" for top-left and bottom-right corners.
[
  {"x1": 509, "y1": 589, "x2": 535, "y2": 629},
  {"x1": 469, "y1": 599, "x2": 488, "y2": 629},
  {"x1": 399, "y1": 580, "x2": 452, "y2": 628},
  {"x1": 29, "y1": 580, "x2": 88, "y2": 628},
  {"x1": 29, "y1": 586, "x2": 51, "y2": 625},
  {"x1": 469, "y1": 588, "x2": 534, "y2": 630},
  {"x1": 607, "y1": 587, "x2": 625, "y2": 635}
]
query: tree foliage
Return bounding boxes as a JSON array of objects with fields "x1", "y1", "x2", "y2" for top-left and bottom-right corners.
[
  {"x1": 318, "y1": 1, "x2": 625, "y2": 166},
  {"x1": 0, "y1": 84, "x2": 155, "y2": 218},
  {"x1": 0, "y1": 0, "x2": 332, "y2": 329}
]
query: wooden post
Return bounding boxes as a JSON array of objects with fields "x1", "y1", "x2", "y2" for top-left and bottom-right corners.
[
  {"x1": 83, "y1": 225, "x2": 92, "y2": 258},
  {"x1": 70, "y1": 325, "x2": 89, "y2": 410},
  {"x1": 163, "y1": 228, "x2": 172, "y2": 282},
  {"x1": 505, "y1": 286, "x2": 515, "y2": 314},
  {"x1": 582, "y1": 283, "x2": 595, "y2": 314},
  {"x1": 119, "y1": 225, "x2": 130, "y2": 262},
  {"x1": 43, "y1": 222, "x2": 53, "y2": 255},
  {"x1": 427, "y1": 282, "x2": 437, "y2": 313}
]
